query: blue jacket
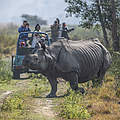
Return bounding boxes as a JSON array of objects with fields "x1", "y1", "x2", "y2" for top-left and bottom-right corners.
[
  {"x1": 25, "y1": 28, "x2": 31, "y2": 32},
  {"x1": 18, "y1": 26, "x2": 31, "y2": 33},
  {"x1": 18, "y1": 26, "x2": 31, "y2": 38},
  {"x1": 18, "y1": 26, "x2": 26, "y2": 33}
]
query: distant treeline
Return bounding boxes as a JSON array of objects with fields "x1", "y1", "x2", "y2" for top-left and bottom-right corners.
[{"x1": 21, "y1": 14, "x2": 47, "y2": 26}]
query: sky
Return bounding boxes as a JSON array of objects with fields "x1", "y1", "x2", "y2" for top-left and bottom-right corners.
[{"x1": 0, "y1": 0, "x2": 79, "y2": 25}]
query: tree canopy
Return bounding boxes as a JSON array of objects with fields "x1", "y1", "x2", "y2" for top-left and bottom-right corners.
[{"x1": 65, "y1": 0, "x2": 120, "y2": 51}]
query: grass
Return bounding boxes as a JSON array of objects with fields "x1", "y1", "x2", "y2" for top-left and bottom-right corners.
[
  {"x1": 26, "y1": 73, "x2": 50, "y2": 97},
  {"x1": 0, "y1": 60, "x2": 12, "y2": 84},
  {"x1": 0, "y1": 23, "x2": 18, "y2": 57},
  {"x1": 59, "y1": 90, "x2": 91, "y2": 119},
  {"x1": 0, "y1": 74, "x2": 51, "y2": 120},
  {"x1": 0, "y1": 57, "x2": 51, "y2": 120}
]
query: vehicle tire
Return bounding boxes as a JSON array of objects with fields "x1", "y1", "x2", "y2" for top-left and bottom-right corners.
[{"x1": 13, "y1": 71, "x2": 20, "y2": 79}]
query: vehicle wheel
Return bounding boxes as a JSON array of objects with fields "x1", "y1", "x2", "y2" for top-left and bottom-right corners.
[{"x1": 13, "y1": 71, "x2": 20, "y2": 79}]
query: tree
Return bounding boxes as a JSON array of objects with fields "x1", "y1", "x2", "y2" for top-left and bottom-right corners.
[
  {"x1": 111, "y1": 0, "x2": 119, "y2": 51},
  {"x1": 65, "y1": 0, "x2": 120, "y2": 50},
  {"x1": 21, "y1": 14, "x2": 47, "y2": 26},
  {"x1": 95, "y1": 0, "x2": 109, "y2": 46}
]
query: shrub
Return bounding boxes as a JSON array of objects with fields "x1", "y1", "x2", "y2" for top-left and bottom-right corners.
[
  {"x1": 0, "y1": 24, "x2": 17, "y2": 56},
  {"x1": 1, "y1": 94, "x2": 24, "y2": 111},
  {"x1": 109, "y1": 51, "x2": 120, "y2": 98},
  {"x1": 0, "y1": 60, "x2": 12, "y2": 83},
  {"x1": 59, "y1": 90, "x2": 90, "y2": 119}
]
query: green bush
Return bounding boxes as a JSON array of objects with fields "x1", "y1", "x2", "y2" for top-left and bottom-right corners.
[
  {"x1": 59, "y1": 90, "x2": 90, "y2": 119},
  {"x1": 0, "y1": 60, "x2": 12, "y2": 83},
  {"x1": 1, "y1": 94, "x2": 24, "y2": 112},
  {"x1": 109, "y1": 51, "x2": 120, "y2": 97}
]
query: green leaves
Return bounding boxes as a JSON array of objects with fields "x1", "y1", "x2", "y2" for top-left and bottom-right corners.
[
  {"x1": 1, "y1": 94, "x2": 24, "y2": 112},
  {"x1": 59, "y1": 90, "x2": 90, "y2": 119},
  {"x1": 65, "y1": 0, "x2": 120, "y2": 30}
]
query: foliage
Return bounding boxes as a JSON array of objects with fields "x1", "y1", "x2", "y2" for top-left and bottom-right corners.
[
  {"x1": 59, "y1": 90, "x2": 90, "y2": 119},
  {"x1": 109, "y1": 51, "x2": 120, "y2": 75},
  {"x1": 28, "y1": 73, "x2": 50, "y2": 97},
  {"x1": 0, "y1": 91, "x2": 30, "y2": 120},
  {"x1": 109, "y1": 51, "x2": 120, "y2": 97},
  {"x1": 65, "y1": 0, "x2": 120, "y2": 30},
  {"x1": 0, "y1": 23, "x2": 18, "y2": 56},
  {"x1": 1, "y1": 94, "x2": 24, "y2": 112},
  {"x1": 0, "y1": 60, "x2": 12, "y2": 83},
  {"x1": 65, "y1": 0, "x2": 120, "y2": 49},
  {"x1": 21, "y1": 14, "x2": 47, "y2": 26}
]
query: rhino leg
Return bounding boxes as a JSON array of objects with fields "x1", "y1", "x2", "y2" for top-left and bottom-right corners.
[
  {"x1": 69, "y1": 72, "x2": 79, "y2": 90},
  {"x1": 46, "y1": 76, "x2": 57, "y2": 98},
  {"x1": 69, "y1": 72, "x2": 85, "y2": 94},
  {"x1": 92, "y1": 70, "x2": 106, "y2": 87},
  {"x1": 98, "y1": 70, "x2": 106, "y2": 85}
]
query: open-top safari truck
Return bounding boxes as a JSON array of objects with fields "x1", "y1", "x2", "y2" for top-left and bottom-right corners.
[{"x1": 11, "y1": 32, "x2": 51, "y2": 79}]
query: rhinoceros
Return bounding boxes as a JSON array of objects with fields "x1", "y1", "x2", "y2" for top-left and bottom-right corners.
[{"x1": 23, "y1": 39, "x2": 112, "y2": 98}]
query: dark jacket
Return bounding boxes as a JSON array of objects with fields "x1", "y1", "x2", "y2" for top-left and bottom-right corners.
[
  {"x1": 61, "y1": 27, "x2": 69, "y2": 40},
  {"x1": 61, "y1": 27, "x2": 74, "y2": 40}
]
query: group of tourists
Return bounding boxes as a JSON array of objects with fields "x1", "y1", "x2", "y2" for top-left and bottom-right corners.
[
  {"x1": 18, "y1": 20, "x2": 41, "y2": 33},
  {"x1": 18, "y1": 18, "x2": 74, "y2": 48},
  {"x1": 50, "y1": 18, "x2": 74, "y2": 42},
  {"x1": 18, "y1": 21, "x2": 43, "y2": 48}
]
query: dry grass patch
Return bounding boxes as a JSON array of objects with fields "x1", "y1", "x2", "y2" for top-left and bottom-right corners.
[{"x1": 85, "y1": 80, "x2": 120, "y2": 120}]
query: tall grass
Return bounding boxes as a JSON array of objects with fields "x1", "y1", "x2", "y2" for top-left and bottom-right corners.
[
  {"x1": 0, "y1": 60, "x2": 12, "y2": 83},
  {"x1": 109, "y1": 51, "x2": 120, "y2": 97},
  {"x1": 69, "y1": 25, "x2": 103, "y2": 40},
  {"x1": 0, "y1": 23, "x2": 18, "y2": 57}
]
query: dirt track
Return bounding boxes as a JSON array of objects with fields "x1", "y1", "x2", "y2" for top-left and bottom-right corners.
[{"x1": 0, "y1": 73, "x2": 67, "y2": 120}]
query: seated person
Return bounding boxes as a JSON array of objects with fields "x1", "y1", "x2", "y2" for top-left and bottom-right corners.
[
  {"x1": 34, "y1": 24, "x2": 41, "y2": 32},
  {"x1": 31, "y1": 24, "x2": 48, "y2": 48},
  {"x1": 30, "y1": 24, "x2": 41, "y2": 46},
  {"x1": 31, "y1": 34, "x2": 46, "y2": 49},
  {"x1": 31, "y1": 33, "x2": 41, "y2": 48}
]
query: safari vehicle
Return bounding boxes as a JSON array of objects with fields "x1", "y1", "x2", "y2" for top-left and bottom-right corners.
[{"x1": 11, "y1": 32, "x2": 51, "y2": 79}]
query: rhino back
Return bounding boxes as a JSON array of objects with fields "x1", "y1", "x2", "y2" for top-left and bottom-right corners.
[{"x1": 51, "y1": 40, "x2": 104, "y2": 82}]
